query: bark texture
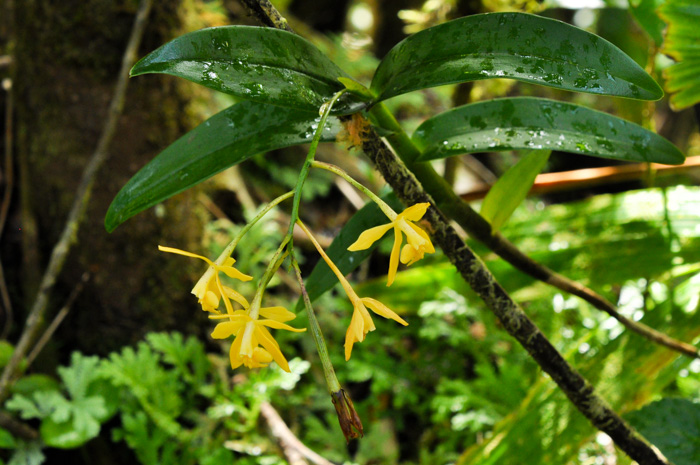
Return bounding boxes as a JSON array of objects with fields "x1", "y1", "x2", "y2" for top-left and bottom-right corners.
[{"x1": 12, "y1": 0, "x2": 207, "y2": 357}]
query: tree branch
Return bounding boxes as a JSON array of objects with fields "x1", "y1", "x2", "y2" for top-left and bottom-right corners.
[
  {"x1": 0, "y1": 412, "x2": 38, "y2": 441},
  {"x1": 260, "y1": 401, "x2": 335, "y2": 465},
  {"x1": 369, "y1": 105, "x2": 699, "y2": 359},
  {"x1": 357, "y1": 123, "x2": 670, "y2": 465},
  {"x1": 0, "y1": 0, "x2": 154, "y2": 402},
  {"x1": 457, "y1": 156, "x2": 700, "y2": 201},
  {"x1": 238, "y1": 0, "x2": 294, "y2": 32}
]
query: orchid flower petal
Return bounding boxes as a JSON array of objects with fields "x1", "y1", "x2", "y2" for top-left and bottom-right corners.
[
  {"x1": 259, "y1": 306, "x2": 297, "y2": 322},
  {"x1": 347, "y1": 223, "x2": 393, "y2": 251},
  {"x1": 255, "y1": 326, "x2": 290, "y2": 372},
  {"x1": 399, "y1": 202, "x2": 430, "y2": 221},
  {"x1": 361, "y1": 297, "x2": 408, "y2": 326},
  {"x1": 387, "y1": 227, "x2": 403, "y2": 286}
]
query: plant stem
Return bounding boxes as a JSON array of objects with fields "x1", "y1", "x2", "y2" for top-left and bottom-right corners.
[
  {"x1": 290, "y1": 256, "x2": 341, "y2": 393},
  {"x1": 259, "y1": 235, "x2": 291, "y2": 292},
  {"x1": 287, "y1": 90, "x2": 346, "y2": 241},
  {"x1": 214, "y1": 190, "x2": 294, "y2": 266},
  {"x1": 248, "y1": 234, "x2": 291, "y2": 321},
  {"x1": 310, "y1": 160, "x2": 396, "y2": 219},
  {"x1": 238, "y1": 0, "x2": 294, "y2": 32}
]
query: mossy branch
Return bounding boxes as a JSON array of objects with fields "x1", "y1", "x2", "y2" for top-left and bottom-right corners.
[{"x1": 357, "y1": 122, "x2": 670, "y2": 465}]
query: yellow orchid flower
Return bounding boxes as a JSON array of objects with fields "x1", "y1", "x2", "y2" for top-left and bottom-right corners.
[
  {"x1": 347, "y1": 202, "x2": 434, "y2": 286},
  {"x1": 343, "y1": 295, "x2": 407, "y2": 361},
  {"x1": 297, "y1": 221, "x2": 407, "y2": 360},
  {"x1": 209, "y1": 303, "x2": 305, "y2": 372},
  {"x1": 158, "y1": 246, "x2": 252, "y2": 313}
]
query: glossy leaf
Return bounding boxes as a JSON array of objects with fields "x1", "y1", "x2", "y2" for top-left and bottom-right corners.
[
  {"x1": 413, "y1": 97, "x2": 684, "y2": 165},
  {"x1": 660, "y1": 0, "x2": 700, "y2": 110},
  {"x1": 371, "y1": 12, "x2": 663, "y2": 102},
  {"x1": 130, "y1": 26, "x2": 368, "y2": 115},
  {"x1": 626, "y1": 398, "x2": 700, "y2": 465},
  {"x1": 299, "y1": 194, "x2": 403, "y2": 309},
  {"x1": 481, "y1": 150, "x2": 550, "y2": 232},
  {"x1": 106, "y1": 102, "x2": 341, "y2": 232}
]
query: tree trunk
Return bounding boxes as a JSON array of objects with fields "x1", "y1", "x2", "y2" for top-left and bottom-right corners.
[{"x1": 10, "y1": 0, "x2": 208, "y2": 359}]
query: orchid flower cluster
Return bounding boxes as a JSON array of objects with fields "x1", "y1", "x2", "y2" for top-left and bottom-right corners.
[
  {"x1": 158, "y1": 241, "x2": 306, "y2": 372},
  {"x1": 158, "y1": 93, "x2": 435, "y2": 422},
  {"x1": 159, "y1": 194, "x2": 434, "y2": 372}
]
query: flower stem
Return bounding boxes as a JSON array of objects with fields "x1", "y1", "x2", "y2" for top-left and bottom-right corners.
[
  {"x1": 248, "y1": 234, "x2": 291, "y2": 320},
  {"x1": 295, "y1": 220, "x2": 356, "y2": 300},
  {"x1": 287, "y1": 90, "x2": 346, "y2": 241},
  {"x1": 214, "y1": 190, "x2": 294, "y2": 266},
  {"x1": 310, "y1": 160, "x2": 397, "y2": 220},
  {"x1": 289, "y1": 256, "x2": 341, "y2": 393}
]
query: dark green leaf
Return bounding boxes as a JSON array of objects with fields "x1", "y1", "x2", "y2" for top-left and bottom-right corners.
[
  {"x1": 131, "y1": 26, "x2": 367, "y2": 114},
  {"x1": 629, "y1": 0, "x2": 666, "y2": 46},
  {"x1": 371, "y1": 13, "x2": 663, "y2": 102},
  {"x1": 105, "y1": 101, "x2": 341, "y2": 232},
  {"x1": 299, "y1": 194, "x2": 403, "y2": 309},
  {"x1": 413, "y1": 97, "x2": 684, "y2": 165},
  {"x1": 12, "y1": 375, "x2": 61, "y2": 396},
  {"x1": 481, "y1": 150, "x2": 550, "y2": 232},
  {"x1": 0, "y1": 427, "x2": 15, "y2": 449},
  {"x1": 626, "y1": 398, "x2": 700, "y2": 465},
  {"x1": 660, "y1": 0, "x2": 700, "y2": 110},
  {"x1": 0, "y1": 342, "x2": 13, "y2": 369}
]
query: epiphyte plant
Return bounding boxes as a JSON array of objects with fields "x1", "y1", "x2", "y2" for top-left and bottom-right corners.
[{"x1": 106, "y1": 6, "x2": 685, "y2": 459}]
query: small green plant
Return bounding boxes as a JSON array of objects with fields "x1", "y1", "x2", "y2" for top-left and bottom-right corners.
[{"x1": 1, "y1": 332, "x2": 312, "y2": 465}]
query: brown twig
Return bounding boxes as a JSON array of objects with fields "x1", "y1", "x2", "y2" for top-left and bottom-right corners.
[
  {"x1": 25, "y1": 273, "x2": 90, "y2": 369},
  {"x1": 458, "y1": 156, "x2": 700, "y2": 201},
  {"x1": 260, "y1": 401, "x2": 335, "y2": 465},
  {"x1": 0, "y1": 77, "x2": 14, "y2": 339},
  {"x1": 334, "y1": 177, "x2": 365, "y2": 210},
  {"x1": 0, "y1": 0, "x2": 154, "y2": 402},
  {"x1": 0, "y1": 411, "x2": 37, "y2": 441}
]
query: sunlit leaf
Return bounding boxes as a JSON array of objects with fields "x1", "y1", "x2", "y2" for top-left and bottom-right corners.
[
  {"x1": 105, "y1": 102, "x2": 341, "y2": 232},
  {"x1": 659, "y1": 0, "x2": 700, "y2": 110},
  {"x1": 0, "y1": 427, "x2": 15, "y2": 449},
  {"x1": 481, "y1": 150, "x2": 550, "y2": 232},
  {"x1": 130, "y1": 26, "x2": 368, "y2": 114},
  {"x1": 412, "y1": 98, "x2": 684, "y2": 165},
  {"x1": 371, "y1": 13, "x2": 663, "y2": 102}
]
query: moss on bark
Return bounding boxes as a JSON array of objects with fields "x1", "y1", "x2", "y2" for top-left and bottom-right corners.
[{"x1": 12, "y1": 0, "x2": 210, "y2": 356}]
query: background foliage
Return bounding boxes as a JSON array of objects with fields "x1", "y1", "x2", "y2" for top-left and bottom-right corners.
[{"x1": 0, "y1": 0, "x2": 698, "y2": 464}]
